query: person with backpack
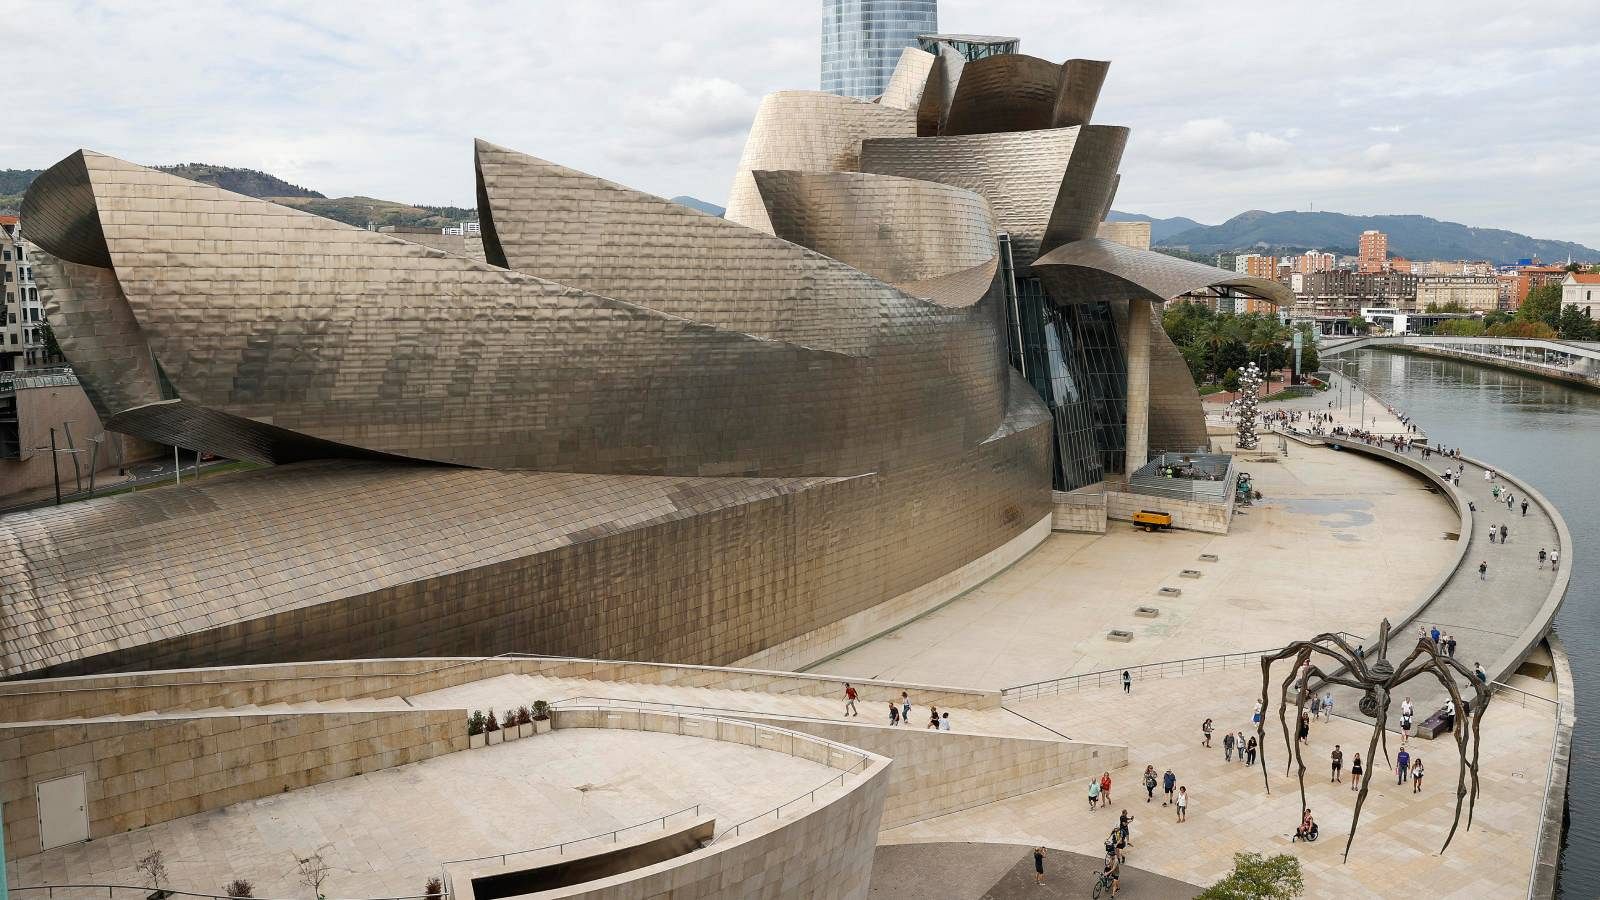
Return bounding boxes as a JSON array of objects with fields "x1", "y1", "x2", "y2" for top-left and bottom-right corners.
[
  {"x1": 1201, "y1": 718, "x2": 1214, "y2": 748},
  {"x1": 1143, "y1": 765, "x2": 1158, "y2": 802}
]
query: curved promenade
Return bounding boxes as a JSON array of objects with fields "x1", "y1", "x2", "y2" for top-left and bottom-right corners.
[{"x1": 1285, "y1": 431, "x2": 1568, "y2": 719}]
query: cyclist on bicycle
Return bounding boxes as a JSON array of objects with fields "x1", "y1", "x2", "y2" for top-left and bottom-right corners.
[{"x1": 1099, "y1": 854, "x2": 1121, "y2": 896}]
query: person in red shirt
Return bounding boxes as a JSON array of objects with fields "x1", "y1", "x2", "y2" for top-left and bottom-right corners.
[{"x1": 843, "y1": 683, "x2": 858, "y2": 717}]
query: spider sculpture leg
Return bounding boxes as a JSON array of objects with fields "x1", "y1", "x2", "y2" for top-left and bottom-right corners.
[
  {"x1": 1259, "y1": 641, "x2": 1370, "y2": 797},
  {"x1": 1343, "y1": 688, "x2": 1391, "y2": 862},
  {"x1": 1388, "y1": 654, "x2": 1490, "y2": 853}
]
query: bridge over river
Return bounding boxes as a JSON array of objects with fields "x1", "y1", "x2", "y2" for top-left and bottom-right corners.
[{"x1": 1319, "y1": 334, "x2": 1600, "y2": 389}]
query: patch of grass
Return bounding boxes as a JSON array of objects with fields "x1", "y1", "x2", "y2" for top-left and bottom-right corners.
[{"x1": 1198, "y1": 383, "x2": 1227, "y2": 396}]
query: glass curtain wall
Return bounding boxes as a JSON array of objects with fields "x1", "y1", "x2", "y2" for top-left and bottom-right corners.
[
  {"x1": 822, "y1": 0, "x2": 939, "y2": 99},
  {"x1": 1009, "y1": 275, "x2": 1112, "y2": 491}
]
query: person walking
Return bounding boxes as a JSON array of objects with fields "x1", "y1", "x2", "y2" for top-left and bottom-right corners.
[
  {"x1": 1143, "y1": 765, "x2": 1158, "y2": 802},
  {"x1": 887, "y1": 701, "x2": 899, "y2": 726},
  {"x1": 940, "y1": 711, "x2": 951, "y2": 731},
  {"x1": 1522, "y1": 499, "x2": 1529, "y2": 517},
  {"x1": 1447, "y1": 635, "x2": 1458, "y2": 658},
  {"x1": 1475, "y1": 662, "x2": 1488, "y2": 686},
  {"x1": 1175, "y1": 786, "x2": 1188, "y2": 823},
  {"x1": 1122, "y1": 670, "x2": 1132, "y2": 693},
  {"x1": 1222, "y1": 730, "x2": 1235, "y2": 762},
  {"x1": 1412, "y1": 757, "x2": 1425, "y2": 793},
  {"x1": 1119, "y1": 809, "x2": 1134, "y2": 847},
  {"x1": 1478, "y1": 560, "x2": 1488, "y2": 581},
  {"x1": 1246, "y1": 736, "x2": 1258, "y2": 766},
  {"x1": 900, "y1": 691, "x2": 911, "y2": 725},
  {"x1": 1162, "y1": 768, "x2": 1177, "y2": 806},
  {"x1": 1252, "y1": 700, "x2": 1262, "y2": 727},
  {"x1": 1100, "y1": 771, "x2": 1113, "y2": 807},
  {"x1": 1322, "y1": 691, "x2": 1334, "y2": 722},
  {"x1": 1033, "y1": 846, "x2": 1046, "y2": 885},
  {"x1": 1489, "y1": 524, "x2": 1496, "y2": 544},
  {"x1": 1552, "y1": 548, "x2": 1560, "y2": 570},
  {"x1": 927, "y1": 705, "x2": 940, "y2": 729},
  {"x1": 1088, "y1": 778, "x2": 1101, "y2": 812},
  {"x1": 1500, "y1": 523, "x2": 1508, "y2": 543},
  {"x1": 843, "y1": 683, "x2": 858, "y2": 717},
  {"x1": 1396, "y1": 745, "x2": 1410, "y2": 785},
  {"x1": 1297, "y1": 710, "x2": 1310, "y2": 745},
  {"x1": 1401, "y1": 697, "x2": 1414, "y2": 736},
  {"x1": 1237, "y1": 730, "x2": 1248, "y2": 764},
  {"x1": 1539, "y1": 548, "x2": 1547, "y2": 569},
  {"x1": 1349, "y1": 752, "x2": 1363, "y2": 790},
  {"x1": 1331, "y1": 744, "x2": 1343, "y2": 783},
  {"x1": 1202, "y1": 718, "x2": 1214, "y2": 748}
]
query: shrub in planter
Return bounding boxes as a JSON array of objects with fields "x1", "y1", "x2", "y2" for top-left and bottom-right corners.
[
  {"x1": 424, "y1": 878, "x2": 443, "y2": 900},
  {"x1": 224, "y1": 880, "x2": 255, "y2": 898},
  {"x1": 532, "y1": 699, "x2": 552, "y2": 734},
  {"x1": 484, "y1": 708, "x2": 502, "y2": 744},
  {"x1": 515, "y1": 705, "x2": 534, "y2": 737},
  {"x1": 500, "y1": 708, "x2": 521, "y2": 740},
  {"x1": 468, "y1": 710, "x2": 487, "y2": 736}
]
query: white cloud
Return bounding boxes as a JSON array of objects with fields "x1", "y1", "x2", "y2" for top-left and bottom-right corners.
[
  {"x1": 1150, "y1": 119, "x2": 1294, "y2": 170},
  {"x1": 4, "y1": 0, "x2": 1598, "y2": 247},
  {"x1": 1363, "y1": 143, "x2": 1395, "y2": 167}
]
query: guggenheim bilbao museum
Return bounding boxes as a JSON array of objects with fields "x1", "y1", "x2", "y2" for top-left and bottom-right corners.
[{"x1": 2, "y1": 39, "x2": 1288, "y2": 682}]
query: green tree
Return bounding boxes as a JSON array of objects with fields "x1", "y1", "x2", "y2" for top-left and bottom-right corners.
[
  {"x1": 37, "y1": 319, "x2": 62, "y2": 363},
  {"x1": 1518, "y1": 284, "x2": 1562, "y2": 330},
  {"x1": 1196, "y1": 852, "x2": 1304, "y2": 900},
  {"x1": 1437, "y1": 319, "x2": 1486, "y2": 336},
  {"x1": 1222, "y1": 368, "x2": 1240, "y2": 393},
  {"x1": 1557, "y1": 304, "x2": 1597, "y2": 340},
  {"x1": 1346, "y1": 315, "x2": 1371, "y2": 334}
]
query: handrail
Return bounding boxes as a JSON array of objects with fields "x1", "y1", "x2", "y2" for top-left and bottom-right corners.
[
  {"x1": 8, "y1": 887, "x2": 433, "y2": 900},
  {"x1": 547, "y1": 694, "x2": 980, "y2": 734},
  {"x1": 1001, "y1": 633, "x2": 1363, "y2": 702},
  {"x1": 544, "y1": 703, "x2": 875, "y2": 844},
  {"x1": 438, "y1": 802, "x2": 702, "y2": 868}
]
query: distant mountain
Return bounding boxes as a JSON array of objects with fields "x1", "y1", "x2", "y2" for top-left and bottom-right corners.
[
  {"x1": 671, "y1": 195, "x2": 725, "y2": 217},
  {"x1": 1106, "y1": 210, "x2": 1207, "y2": 243},
  {"x1": 154, "y1": 163, "x2": 323, "y2": 198},
  {"x1": 1158, "y1": 210, "x2": 1600, "y2": 265},
  {"x1": 0, "y1": 164, "x2": 471, "y2": 231}
]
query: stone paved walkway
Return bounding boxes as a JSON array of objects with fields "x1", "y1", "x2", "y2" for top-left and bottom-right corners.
[
  {"x1": 885, "y1": 667, "x2": 1554, "y2": 899},
  {"x1": 868, "y1": 842, "x2": 1198, "y2": 898}
]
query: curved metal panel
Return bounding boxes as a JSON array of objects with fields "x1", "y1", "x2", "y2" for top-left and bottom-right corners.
[
  {"x1": 860, "y1": 127, "x2": 1079, "y2": 269},
  {"x1": 19, "y1": 151, "x2": 111, "y2": 268},
  {"x1": 1034, "y1": 238, "x2": 1295, "y2": 306},
  {"x1": 878, "y1": 47, "x2": 936, "y2": 110},
  {"x1": 475, "y1": 140, "x2": 901, "y2": 355},
  {"x1": 1051, "y1": 59, "x2": 1111, "y2": 128},
  {"x1": 941, "y1": 54, "x2": 1064, "y2": 136},
  {"x1": 751, "y1": 169, "x2": 996, "y2": 305},
  {"x1": 1041, "y1": 125, "x2": 1129, "y2": 252},
  {"x1": 30, "y1": 252, "x2": 165, "y2": 419},
  {"x1": 724, "y1": 91, "x2": 914, "y2": 233},
  {"x1": 916, "y1": 43, "x2": 966, "y2": 137}
]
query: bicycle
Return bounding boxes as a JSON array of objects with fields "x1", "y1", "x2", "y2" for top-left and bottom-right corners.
[{"x1": 1091, "y1": 867, "x2": 1119, "y2": 898}]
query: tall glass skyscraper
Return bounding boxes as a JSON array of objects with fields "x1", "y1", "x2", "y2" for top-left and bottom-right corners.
[{"x1": 821, "y1": 0, "x2": 938, "y2": 99}]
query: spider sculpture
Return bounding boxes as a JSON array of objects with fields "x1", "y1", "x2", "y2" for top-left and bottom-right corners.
[{"x1": 1256, "y1": 618, "x2": 1488, "y2": 862}]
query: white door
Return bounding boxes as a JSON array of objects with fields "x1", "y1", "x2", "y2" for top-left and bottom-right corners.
[{"x1": 36, "y1": 773, "x2": 88, "y2": 851}]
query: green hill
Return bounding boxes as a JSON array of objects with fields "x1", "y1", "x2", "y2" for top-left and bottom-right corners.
[
  {"x1": 1158, "y1": 210, "x2": 1599, "y2": 264},
  {"x1": 0, "y1": 164, "x2": 472, "y2": 231}
]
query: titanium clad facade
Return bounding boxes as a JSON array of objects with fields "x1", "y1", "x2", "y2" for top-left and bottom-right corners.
[
  {"x1": 6, "y1": 32, "x2": 1280, "y2": 677},
  {"x1": 821, "y1": 0, "x2": 938, "y2": 99}
]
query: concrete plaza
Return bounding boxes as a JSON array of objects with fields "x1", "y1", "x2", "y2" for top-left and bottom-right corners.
[{"x1": 812, "y1": 436, "x2": 1458, "y2": 690}]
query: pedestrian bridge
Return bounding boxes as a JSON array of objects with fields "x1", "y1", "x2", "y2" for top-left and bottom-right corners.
[{"x1": 1319, "y1": 334, "x2": 1600, "y2": 384}]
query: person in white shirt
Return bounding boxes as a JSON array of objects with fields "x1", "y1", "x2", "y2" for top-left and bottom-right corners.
[{"x1": 939, "y1": 712, "x2": 951, "y2": 731}]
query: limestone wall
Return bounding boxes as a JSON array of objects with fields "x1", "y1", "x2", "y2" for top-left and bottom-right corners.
[
  {"x1": 0, "y1": 656, "x2": 1001, "y2": 725},
  {"x1": 1, "y1": 709, "x2": 462, "y2": 863},
  {"x1": 0, "y1": 382, "x2": 160, "y2": 502},
  {"x1": 731, "y1": 713, "x2": 1126, "y2": 828},
  {"x1": 1050, "y1": 490, "x2": 1107, "y2": 533},
  {"x1": 1105, "y1": 489, "x2": 1232, "y2": 534},
  {"x1": 542, "y1": 708, "x2": 890, "y2": 900}
]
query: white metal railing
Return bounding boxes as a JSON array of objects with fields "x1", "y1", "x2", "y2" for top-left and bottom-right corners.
[
  {"x1": 8, "y1": 888, "x2": 434, "y2": 900},
  {"x1": 1002, "y1": 634, "x2": 1365, "y2": 702},
  {"x1": 439, "y1": 803, "x2": 701, "y2": 868}
]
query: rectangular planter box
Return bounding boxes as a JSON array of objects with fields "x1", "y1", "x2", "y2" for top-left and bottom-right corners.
[
  {"x1": 486, "y1": 729, "x2": 503, "y2": 745},
  {"x1": 469, "y1": 732, "x2": 487, "y2": 749},
  {"x1": 534, "y1": 718, "x2": 552, "y2": 734}
]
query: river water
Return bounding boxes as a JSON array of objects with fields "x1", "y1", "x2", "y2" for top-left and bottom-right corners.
[{"x1": 1337, "y1": 349, "x2": 1596, "y2": 897}]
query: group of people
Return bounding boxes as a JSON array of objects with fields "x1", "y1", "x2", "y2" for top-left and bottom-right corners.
[{"x1": 844, "y1": 685, "x2": 953, "y2": 731}]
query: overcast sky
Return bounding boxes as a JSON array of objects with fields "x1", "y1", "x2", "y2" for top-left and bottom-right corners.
[{"x1": 8, "y1": 1, "x2": 1599, "y2": 246}]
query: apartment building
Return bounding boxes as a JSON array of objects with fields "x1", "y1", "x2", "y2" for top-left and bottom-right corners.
[{"x1": 1, "y1": 217, "x2": 47, "y2": 371}]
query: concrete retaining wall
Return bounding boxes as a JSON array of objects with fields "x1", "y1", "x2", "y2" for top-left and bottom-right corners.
[
  {"x1": 1050, "y1": 491, "x2": 1107, "y2": 533},
  {"x1": 0, "y1": 655, "x2": 1002, "y2": 726},
  {"x1": 1, "y1": 708, "x2": 462, "y2": 862},
  {"x1": 1399, "y1": 344, "x2": 1600, "y2": 392},
  {"x1": 1105, "y1": 489, "x2": 1232, "y2": 534},
  {"x1": 1530, "y1": 632, "x2": 1576, "y2": 900},
  {"x1": 733, "y1": 713, "x2": 1125, "y2": 829}
]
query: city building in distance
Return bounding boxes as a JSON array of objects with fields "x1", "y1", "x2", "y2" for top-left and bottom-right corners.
[
  {"x1": 1416, "y1": 273, "x2": 1500, "y2": 312},
  {"x1": 1564, "y1": 270, "x2": 1600, "y2": 318},
  {"x1": 1359, "y1": 228, "x2": 1388, "y2": 272},
  {"x1": 821, "y1": 0, "x2": 938, "y2": 99}
]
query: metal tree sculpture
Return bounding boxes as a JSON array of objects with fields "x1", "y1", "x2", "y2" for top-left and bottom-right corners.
[
  {"x1": 1256, "y1": 619, "x2": 1488, "y2": 862},
  {"x1": 1233, "y1": 362, "x2": 1263, "y2": 449}
]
